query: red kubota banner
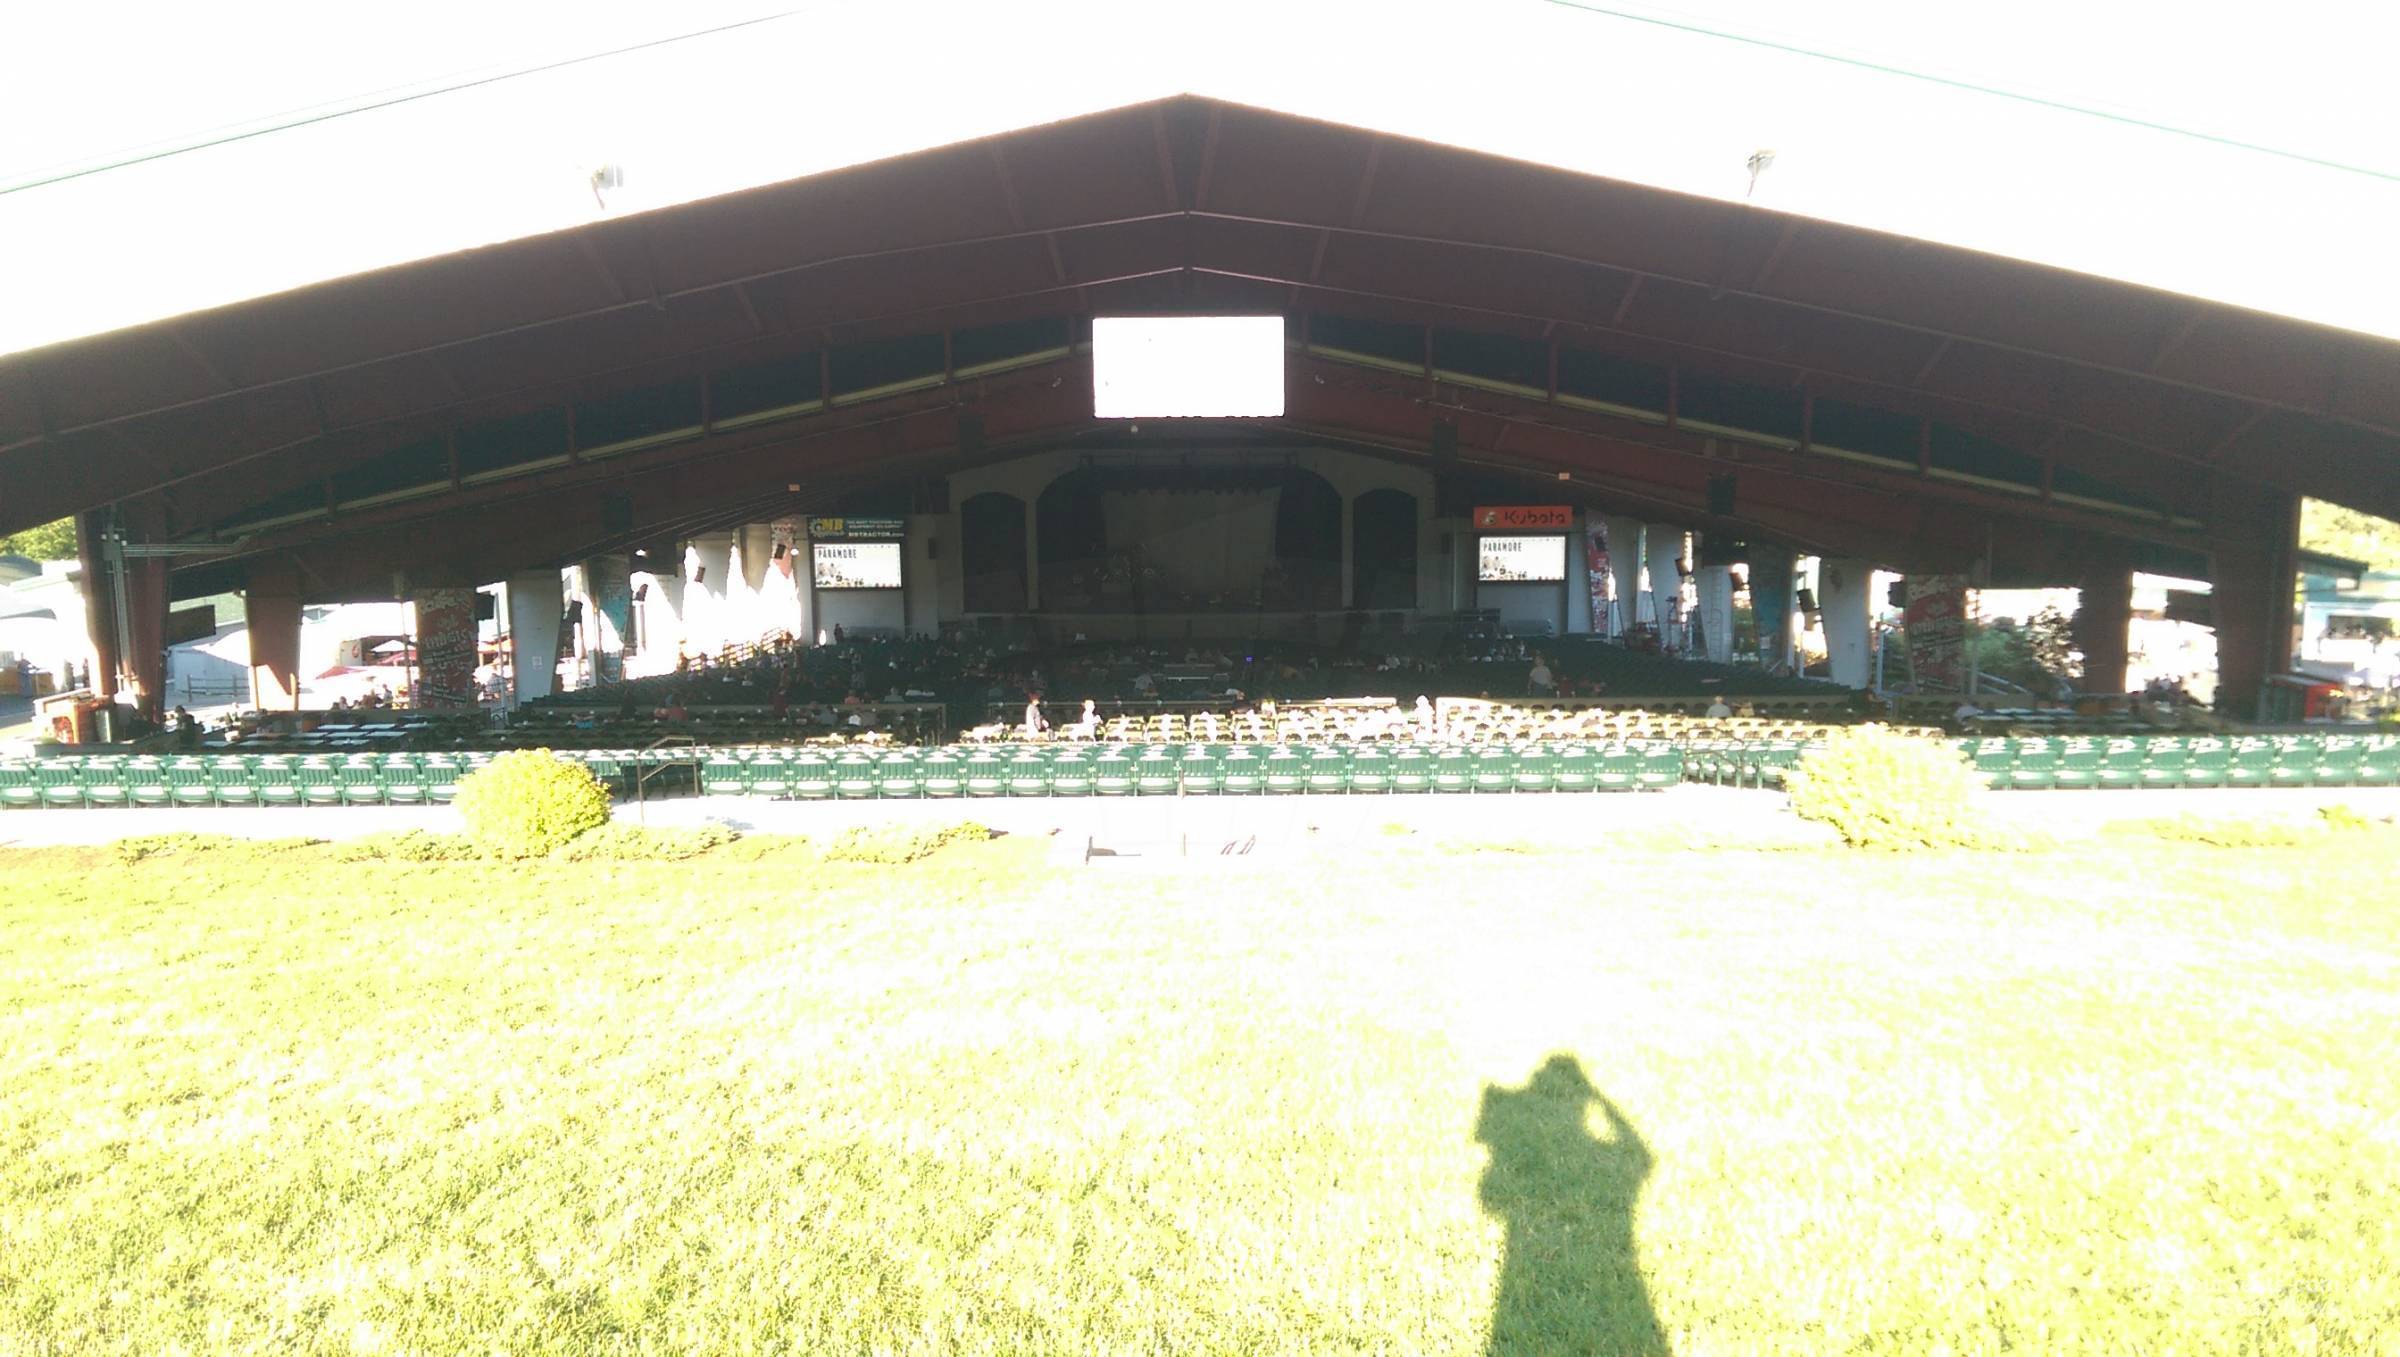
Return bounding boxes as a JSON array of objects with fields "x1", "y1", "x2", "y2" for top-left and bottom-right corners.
[
  {"x1": 1474, "y1": 505, "x2": 1574, "y2": 531},
  {"x1": 1904, "y1": 575, "x2": 1971, "y2": 693}
]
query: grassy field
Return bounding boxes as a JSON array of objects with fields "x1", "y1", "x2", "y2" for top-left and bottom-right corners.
[{"x1": 1, "y1": 829, "x2": 2396, "y2": 1354}]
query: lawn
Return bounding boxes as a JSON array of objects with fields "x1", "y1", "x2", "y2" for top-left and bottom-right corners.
[{"x1": 1, "y1": 829, "x2": 2395, "y2": 1354}]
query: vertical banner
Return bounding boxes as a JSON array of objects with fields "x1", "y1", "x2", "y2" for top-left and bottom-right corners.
[
  {"x1": 591, "y1": 569, "x2": 631, "y2": 684},
  {"x1": 770, "y1": 518, "x2": 802, "y2": 578},
  {"x1": 1583, "y1": 517, "x2": 1615, "y2": 634},
  {"x1": 1904, "y1": 574, "x2": 1971, "y2": 692},
  {"x1": 413, "y1": 588, "x2": 478, "y2": 709},
  {"x1": 1750, "y1": 554, "x2": 1794, "y2": 668}
]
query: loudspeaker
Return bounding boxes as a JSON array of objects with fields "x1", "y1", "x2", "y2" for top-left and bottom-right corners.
[
  {"x1": 1706, "y1": 474, "x2": 1737, "y2": 518},
  {"x1": 1888, "y1": 581, "x2": 1908, "y2": 608},
  {"x1": 473, "y1": 593, "x2": 496, "y2": 622},
  {"x1": 1795, "y1": 587, "x2": 1818, "y2": 613},
  {"x1": 563, "y1": 600, "x2": 584, "y2": 625},
  {"x1": 633, "y1": 583, "x2": 649, "y2": 604}
]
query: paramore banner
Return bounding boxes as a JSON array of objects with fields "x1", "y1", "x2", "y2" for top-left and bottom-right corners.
[
  {"x1": 1904, "y1": 575, "x2": 1971, "y2": 693},
  {"x1": 1583, "y1": 517, "x2": 1615, "y2": 634}
]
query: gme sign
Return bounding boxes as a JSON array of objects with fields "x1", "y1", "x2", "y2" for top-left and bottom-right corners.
[{"x1": 1473, "y1": 505, "x2": 1574, "y2": 530}]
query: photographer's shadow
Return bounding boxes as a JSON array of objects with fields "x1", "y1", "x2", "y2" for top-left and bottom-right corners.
[{"x1": 1476, "y1": 1055, "x2": 1669, "y2": 1355}]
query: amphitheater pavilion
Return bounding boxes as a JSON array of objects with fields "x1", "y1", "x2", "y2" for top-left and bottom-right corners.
[{"x1": 4, "y1": 6, "x2": 2395, "y2": 722}]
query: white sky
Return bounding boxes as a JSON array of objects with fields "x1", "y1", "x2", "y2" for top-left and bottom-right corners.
[{"x1": 1, "y1": 0, "x2": 2396, "y2": 357}]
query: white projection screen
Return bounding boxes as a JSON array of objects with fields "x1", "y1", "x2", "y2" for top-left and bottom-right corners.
[
  {"x1": 1091, "y1": 316, "x2": 1286, "y2": 418},
  {"x1": 1477, "y1": 535, "x2": 1567, "y2": 582},
  {"x1": 811, "y1": 541, "x2": 903, "y2": 589}
]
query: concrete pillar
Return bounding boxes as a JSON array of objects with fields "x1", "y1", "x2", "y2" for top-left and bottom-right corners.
[
  {"x1": 244, "y1": 558, "x2": 304, "y2": 711},
  {"x1": 583, "y1": 555, "x2": 631, "y2": 684},
  {"x1": 1695, "y1": 563, "x2": 1735, "y2": 664},
  {"x1": 507, "y1": 569, "x2": 565, "y2": 703},
  {"x1": 2208, "y1": 486, "x2": 2299, "y2": 720},
  {"x1": 642, "y1": 566, "x2": 685, "y2": 661},
  {"x1": 1820, "y1": 557, "x2": 1875, "y2": 688},
  {"x1": 1750, "y1": 549, "x2": 1797, "y2": 670},
  {"x1": 1340, "y1": 495, "x2": 1356, "y2": 609},
  {"x1": 2076, "y1": 560, "x2": 2133, "y2": 698},
  {"x1": 411, "y1": 586, "x2": 480, "y2": 709},
  {"x1": 1643, "y1": 525, "x2": 1683, "y2": 634},
  {"x1": 690, "y1": 530, "x2": 734, "y2": 654},
  {"x1": 1605, "y1": 515, "x2": 1644, "y2": 635}
]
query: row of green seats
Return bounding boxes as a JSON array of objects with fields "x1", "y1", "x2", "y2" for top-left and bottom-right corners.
[
  {"x1": 691, "y1": 744, "x2": 1684, "y2": 798},
  {"x1": 0, "y1": 754, "x2": 475, "y2": 809},
  {"x1": 1955, "y1": 734, "x2": 2400, "y2": 791}
]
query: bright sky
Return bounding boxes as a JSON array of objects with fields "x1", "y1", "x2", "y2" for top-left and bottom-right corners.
[{"x1": 2, "y1": 0, "x2": 2396, "y2": 357}]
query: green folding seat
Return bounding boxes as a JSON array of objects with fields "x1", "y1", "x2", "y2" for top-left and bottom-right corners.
[
  {"x1": 1462, "y1": 749, "x2": 1507, "y2": 793},
  {"x1": 1220, "y1": 749, "x2": 1264, "y2": 794},
  {"x1": 80, "y1": 761, "x2": 130, "y2": 808},
  {"x1": 2137, "y1": 738, "x2": 2187, "y2": 790},
  {"x1": 0, "y1": 766, "x2": 38, "y2": 809},
  {"x1": 1553, "y1": 745, "x2": 1597, "y2": 792},
  {"x1": 874, "y1": 753, "x2": 922, "y2": 800},
  {"x1": 1423, "y1": 749, "x2": 1470, "y2": 794},
  {"x1": 2306, "y1": 736, "x2": 2361, "y2": 788},
  {"x1": 963, "y1": 751, "x2": 1009, "y2": 798},
  {"x1": 743, "y1": 754, "x2": 791, "y2": 799},
  {"x1": 381, "y1": 760, "x2": 427, "y2": 806},
  {"x1": 583, "y1": 753, "x2": 625, "y2": 793},
  {"x1": 700, "y1": 756, "x2": 746, "y2": 797},
  {"x1": 1754, "y1": 743, "x2": 1801, "y2": 790},
  {"x1": 1049, "y1": 752, "x2": 1095, "y2": 797},
  {"x1": 2356, "y1": 738, "x2": 2399, "y2": 788},
  {"x1": 2269, "y1": 738, "x2": 2319, "y2": 789},
  {"x1": 1262, "y1": 749, "x2": 1308, "y2": 794},
  {"x1": 2181, "y1": 738, "x2": 2230, "y2": 789},
  {"x1": 1594, "y1": 747, "x2": 1641, "y2": 792},
  {"x1": 996, "y1": 752, "x2": 1044, "y2": 797},
  {"x1": 1167, "y1": 748, "x2": 1209, "y2": 794},
  {"x1": 337, "y1": 761, "x2": 383, "y2": 806},
  {"x1": 789, "y1": 756, "x2": 836, "y2": 800},
  {"x1": 1348, "y1": 747, "x2": 1392, "y2": 794},
  {"x1": 1638, "y1": 746, "x2": 1685, "y2": 791},
  {"x1": 832, "y1": 754, "x2": 880, "y2": 799},
  {"x1": 1512, "y1": 747, "x2": 1557, "y2": 793},
  {"x1": 1388, "y1": 748, "x2": 1433, "y2": 793},
  {"x1": 1076, "y1": 750, "x2": 1121, "y2": 796},
  {"x1": 2051, "y1": 739, "x2": 2102, "y2": 791},
  {"x1": 1135, "y1": 750, "x2": 1182, "y2": 796},
  {"x1": 920, "y1": 752, "x2": 965, "y2": 798},
  {"x1": 2225, "y1": 740, "x2": 2277, "y2": 789},
  {"x1": 1306, "y1": 747, "x2": 1351, "y2": 794},
  {"x1": 36, "y1": 763, "x2": 84, "y2": 808},
  {"x1": 250, "y1": 759, "x2": 300, "y2": 807},
  {"x1": 194, "y1": 759, "x2": 252, "y2": 808},
  {"x1": 2007, "y1": 739, "x2": 2058, "y2": 791},
  {"x1": 421, "y1": 758, "x2": 461, "y2": 804}
]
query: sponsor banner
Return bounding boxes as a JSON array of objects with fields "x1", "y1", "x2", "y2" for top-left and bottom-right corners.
[
  {"x1": 1474, "y1": 505, "x2": 1574, "y2": 531},
  {"x1": 812, "y1": 541, "x2": 904, "y2": 589},
  {"x1": 413, "y1": 588, "x2": 478, "y2": 709},
  {"x1": 1477, "y1": 534, "x2": 1567, "y2": 583},
  {"x1": 1904, "y1": 574, "x2": 1972, "y2": 693},
  {"x1": 1584, "y1": 517, "x2": 1615, "y2": 633},
  {"x1": 808, "y1": 516, "x2": 906, "y2": 540}
]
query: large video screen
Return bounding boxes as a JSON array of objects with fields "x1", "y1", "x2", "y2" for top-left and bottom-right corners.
[
  {"x1": 1092, "y1": 315, "x2": 1286, "y2": 418},
  {"x1": 811, "y1": 541, "x2": 903, "y2": 590},
  {"x1": 1477, "y1": 534, "x2": 1567, "y2": 583}
]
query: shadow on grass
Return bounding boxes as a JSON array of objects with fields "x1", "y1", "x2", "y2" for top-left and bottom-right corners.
[{"x1": 1477, "y1": 1055, "x2": 1668, "y2": 1355}]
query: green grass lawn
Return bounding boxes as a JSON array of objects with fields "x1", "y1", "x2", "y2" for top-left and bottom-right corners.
[{"x1": 2, "y1": 830, "x2": 2396, "y2": 1354}]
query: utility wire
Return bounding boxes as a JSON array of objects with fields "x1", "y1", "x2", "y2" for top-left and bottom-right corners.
[
  {"x1": 1539, "y1": 0, "x2": 2399, "y2": 183},
  {"x1": 0, "y1": 8, "x2": 804, "y2": 196}
]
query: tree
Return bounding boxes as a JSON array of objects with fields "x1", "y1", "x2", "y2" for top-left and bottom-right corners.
[
  {"x1": 0, "y1": 517, "x2": 77, "y2": 561},
  {"x1": 2301, "y1": 500, "x2": 2400, "y2": 572}
]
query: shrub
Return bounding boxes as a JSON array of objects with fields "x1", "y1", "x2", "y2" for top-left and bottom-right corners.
[
  {"x1": 452, "y1": 750, "x2": 613, "y2": 858},
  {"x1": 554, "y1": 824, "x2": 742, "y2": 862},
  {"x1": 2319, "y1": 803, "x2": 2385, "y2": 833},
  {"x1": 112, "y1": 833, "x2": 318, "y2": 863},
  {"x1": 1784, "y1": 725, "x2": 1987, "y2": 850},
  {"x1": 822, "y1": 821, "x2": 989, "y2": 865},
  {"x1": 2104, "y1": 814, "x2": 2315, "y2": 848},
  {"x1": 332, "y1": 830, "x2": 483, "y2": 862}
]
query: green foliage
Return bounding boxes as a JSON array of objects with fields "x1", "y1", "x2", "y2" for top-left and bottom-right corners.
[
  {"x1": 451, "y1": 750, "x2": 614, "y2": 858},
  {"x1": 1784, "y1": 725, "x2": 1987, "y2": 849},
  {"x1": 554, "y1": 823, "x2": 743, "y2": 862},
  {"x1": 0, "y1": 516, "x2": 77, "y2": 561},
  {"x1": 111, "y1": 833, "x2": 317, "y2": 863},
  {"x1": 2104, "y1": 815, "x2": 2316, "y2": 848},
  {"x1": 2319, "y1": 803, "x2": 2381, "y2": 833},
  {"x1": 821, "y1": 820, "x2": 989, "y2": 864},
  {"x1": 2300, "y1": 498, "x2": 2400, "y2": 572},
  {"x1": 331, "y1": 830, "x2": 484, "y2": 863}
]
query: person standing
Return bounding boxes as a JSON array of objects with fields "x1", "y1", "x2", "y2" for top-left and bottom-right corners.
[{"x1": 1023, "y1": 692, "x2": 1047, "y2": 740}]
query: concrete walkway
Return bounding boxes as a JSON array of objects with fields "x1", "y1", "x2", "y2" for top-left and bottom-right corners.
[{"x1": 1, "y1": 786, "x2": 2390, "y2": 856}]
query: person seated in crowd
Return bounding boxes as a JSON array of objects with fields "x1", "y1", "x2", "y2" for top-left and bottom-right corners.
[
  {"x1": 1705, "y1": 696, "x2": 1734, "y2": 719},
  {"x1": 1528, "y1": 655, "x2": 1555, "y2": 697},
  {"x1": 172, "y1": 705, "x2": 201, "y2": 750},
  {"x1": 1071, "y1": 698, "x2": 1099, "y2": 741},
  {"x1": 769, "y1": 680, "x2": 790, "y2": 720},
  {"x1": 660, "y1": 691, "x2": 691, "y2": 724}
]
